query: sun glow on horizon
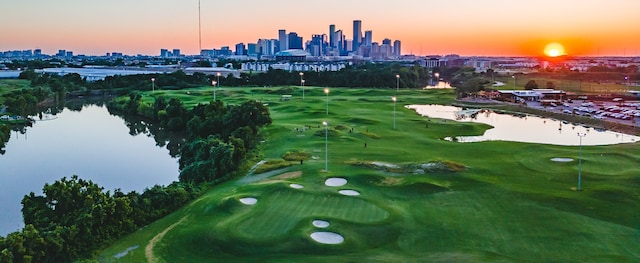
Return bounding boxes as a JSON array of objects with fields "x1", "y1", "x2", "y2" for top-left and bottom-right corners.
[{"x1": 544, "y1": 43, "x2": 566, "y2": 57}]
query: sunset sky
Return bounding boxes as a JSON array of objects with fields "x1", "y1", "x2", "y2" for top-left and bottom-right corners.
[{"x1": 1, "y1": 0, "x2": 639, "y2": 57}]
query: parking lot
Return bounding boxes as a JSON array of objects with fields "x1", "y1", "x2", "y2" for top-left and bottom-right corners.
[{"x1": 528, "y1": 99, "x2": 640, "y2": 127}]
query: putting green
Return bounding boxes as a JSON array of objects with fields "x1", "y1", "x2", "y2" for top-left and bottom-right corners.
[{"x1": 232, "y1": 189, "x2": 390, "y2": 240}]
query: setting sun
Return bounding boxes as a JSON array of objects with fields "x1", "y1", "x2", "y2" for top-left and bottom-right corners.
[{"x1": 544, "y1": 43, "x2": 566, "y2": 57}]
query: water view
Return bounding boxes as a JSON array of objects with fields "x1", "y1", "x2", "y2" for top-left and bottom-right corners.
[
  {"x1": 0, "y1": 104, "x2": 179, "y2": 235},
  {"x1": 408, "y1": 104, "x2": 640, "y2": 145},
  {"x1": 424, "y1": 81, "x2": 452, "y2": 89}
]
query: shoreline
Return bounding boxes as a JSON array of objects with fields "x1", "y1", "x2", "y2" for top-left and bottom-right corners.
[{"x1": 453, "y1": 98, "x2": 640, "y2": 136}]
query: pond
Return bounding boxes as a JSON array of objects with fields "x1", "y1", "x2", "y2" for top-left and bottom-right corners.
[
  {"x1": 0, "y1": 104, "x2": 179, "y2": 236},
  {"x1": 408, "y1": 104, "x2": 640, "y2": 146}
]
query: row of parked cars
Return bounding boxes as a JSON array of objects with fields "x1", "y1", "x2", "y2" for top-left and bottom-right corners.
[{"x1": 570, "y1": 102, "x2": 640, "y2": 120}]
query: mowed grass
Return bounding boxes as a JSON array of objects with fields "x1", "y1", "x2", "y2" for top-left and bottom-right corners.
[
  {"x1": 99, "y1": 86, "x2": 640, "y2": 262},
  {"x1": 494, "y1": 75, "x2": 638, "y2": 94}
]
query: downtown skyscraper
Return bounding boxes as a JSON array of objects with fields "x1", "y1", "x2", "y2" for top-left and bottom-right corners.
[{"x1": 353, "y1": 20, "x2": 362, "y2": 53}]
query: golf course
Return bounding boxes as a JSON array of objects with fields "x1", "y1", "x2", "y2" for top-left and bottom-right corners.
[{"x1": 99, "y1": 86, "x2": 639, "y2": 262}]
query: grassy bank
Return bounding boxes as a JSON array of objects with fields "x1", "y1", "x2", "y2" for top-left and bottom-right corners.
[{"x1": 99, "y1": 86, "x2": 640, "y2": 262}]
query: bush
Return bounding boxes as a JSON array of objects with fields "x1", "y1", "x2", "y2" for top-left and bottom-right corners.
[{"x1": 282, "y1": 150, "x2": 310, "y2": 161}]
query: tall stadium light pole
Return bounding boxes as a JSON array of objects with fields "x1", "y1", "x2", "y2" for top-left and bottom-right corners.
[
  {"x1": 323, "y1": 121, "x2": 328, "y2": 171},
  {"x1": 392, "y1": 96, "x2": 397, "y2": 129},
  {"x1": 299, "y1": 72, "x2": 304, "y2": 100},
  {"x1": 324, "y1": 88, "x2": 329, "y2": 115},
  {"x1": 396, "y1": 74, "x2": 400, "y2": 91},
  {"x1": 577, "y1": 132, "x2": 586, "y2": 191},
  {"x1": 212, "y1": 80, "x2": 217, "y2": 100},
  {"x1": 151, "y1": 78, "x2": 155, "y2": 93}
]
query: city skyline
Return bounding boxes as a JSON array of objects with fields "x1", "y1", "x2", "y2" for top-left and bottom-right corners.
[{"x1": 1, "y1": 0, "x2": 639, "y2": 57}]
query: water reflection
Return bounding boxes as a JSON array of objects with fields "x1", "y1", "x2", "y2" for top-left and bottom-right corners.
[
  {"x1": 408, "y1": 104, "x2": 640, "y2": 146},
  {"x1": 424, "y1": 81, "x2": 452, "y2": 89},
  {"x1": 0, "y1": 105, "x2": 179, "y2": 235}
]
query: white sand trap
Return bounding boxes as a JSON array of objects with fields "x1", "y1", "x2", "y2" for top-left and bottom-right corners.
[
  {"x1": 551, "y1": 158, "x2": 574, "y2": 162},
  {"x1": 325, "y1": 178, "x2": 347, "y2": 187},
  {"x1": 310, "y1": 232, "x2": 344, "y2": 244},
  {"x1": 312, "y1": 220, "x2": 330, "y2": 228},
  {"x1": 290, "y1": 183, "x2": 304, "y2": 189},
  {"x1": 339, "y1": 190, "x2": 360, "y2": 196},
  {"x1": 239, "y1": 197, "x2": 257, "y2": 205}
]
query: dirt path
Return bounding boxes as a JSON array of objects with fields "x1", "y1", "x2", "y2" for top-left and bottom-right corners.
[{"x1": 145, "y1": 216, "x2": 188, "y2": 263}]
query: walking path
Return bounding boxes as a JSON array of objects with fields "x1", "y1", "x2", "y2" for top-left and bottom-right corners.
[{"x1": 145, "y1": 216, "x2": 189, "y2": 263}]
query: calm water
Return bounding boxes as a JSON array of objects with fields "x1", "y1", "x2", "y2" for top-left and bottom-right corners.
[
  {"x1": 424, "y1": 81, "x2": 452, "y2": 89},
  {"x1": 0, "y1": 105, "x2": 179, "y2": 236},
  {"x1": 408, "y1": 105, "x2": 640, "y2": 145}
]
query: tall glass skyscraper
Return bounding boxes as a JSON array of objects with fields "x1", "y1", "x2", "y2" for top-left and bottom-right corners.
[{"x1": 353, "y1": 20, "x2": 362, "y2": 53}]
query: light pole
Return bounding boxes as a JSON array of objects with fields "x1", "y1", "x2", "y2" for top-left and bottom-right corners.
[
  {"x1": 299, "y1": 72, "x2": 305, "y2": 100},
  {"x1": 577, "y1": 132, "x2": 586, "y2": 191},
  {"x1": 151, "y1": 78, "x2": 155, "y2": 93},
  {"x1": 217, "y1": 72, "x2": 221, "y2": 87},
  {"x1": 624, "y1": 76, "x2": 629, "y2": 86},
  {"x1": 512, "y1": 75, "x2": 516, "y2": 87},
  {"x1": 392, "y1": 96, "x2": 397, "y2": 129},
  {"x1": 323, "y1": 121, "x2": 328, "y2": 171},
  {"x1": 434, "y1": 72, "x2": 440, "y2": 88},
  {"x1": 396, "y1": 74, "x2": 400, "y2": 91},
  {"x1": 212, "y1": 80, "x2": 217, "y2": 100},
  {"x1": 324, "y1": 88, "x2": 329, "y2": 115}
]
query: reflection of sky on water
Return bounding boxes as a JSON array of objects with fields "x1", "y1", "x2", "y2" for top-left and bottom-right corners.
[
  {"x1": 424, "y1": 81, "x2": 452, "y2": 89},
  {"x1": 408, "y1": 105, "x2": 640, "y2": 146},
  {"x1": 0, "y1": 105, "x2": 178, "y2": 235}
]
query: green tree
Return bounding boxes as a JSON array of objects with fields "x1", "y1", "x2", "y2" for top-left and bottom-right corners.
[
  {"x1": 524, "y1": 80, "x2": 538, "y2": 90},
  {"x1": 546, "y1": 81, "x2": 556, "y2": 89}
]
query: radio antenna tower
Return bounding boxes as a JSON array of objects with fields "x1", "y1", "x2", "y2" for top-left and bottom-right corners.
[{"x1": 198, "y1": 0, "x2": 202, "y2": 53}]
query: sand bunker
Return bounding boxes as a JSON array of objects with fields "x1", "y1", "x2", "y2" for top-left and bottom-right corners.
[
  {"x1": 290, "y1": 183, "x2": 304, "y2": 189},
  {"x1": 339, "y1": 190, "x2": 360, "y2": 196},
  {"x1": 551, "y1": 158, "x2": 574, "y2": 162},
  {"x1": 239, "y1": 197, "x2": 258, "y2": 205},
  {"x1": 310, "y1": 232, "x2": 344, "y2": 244},
  {"x1": 325, "y1": 178, "x2": 347, "y2": 187},
  {"x1": 312, "y1": 220, "x2": 330, "y2": 228}
]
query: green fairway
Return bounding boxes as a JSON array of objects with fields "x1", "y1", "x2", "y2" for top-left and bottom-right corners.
[{"x1": 99, "y1": 86, "x2": 640, "y2": 262}]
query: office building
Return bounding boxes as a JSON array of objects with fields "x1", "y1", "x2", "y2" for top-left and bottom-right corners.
[
  {"x1": 172, "y1": 49, "x2": 181, "y2": 57},
  {"x1": 353, "y1": 20, "x2": 362, "y2": 53},
  {"x1": 247, "y1": 43, "x2": 258, "y2": 57},
  {"x1": 278, "y1": 29, "x2": 288, "y2": 51},
  {"x1": 161, "y1": 49, "x2": 170, "y2": 58},
  {"x1": 393, "y1": 40, "x2": 402, "y2": 57},
  {"x1": 329, "y1": 24, "x2": 336, "y2": 48},
  {"x1": 364, "y1": 30, "x2": 373, "y2": 46},
  {"x1": 235, "y1": 43, "x2": 246, "y2": 55},
  {"x1": 288, "y1": 32, "x2": 303, "y2": 50}
]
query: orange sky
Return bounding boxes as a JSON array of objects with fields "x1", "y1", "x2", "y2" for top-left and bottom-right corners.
[{"x1": 1, "y1": 0, "x2": 639, "y2": 57}]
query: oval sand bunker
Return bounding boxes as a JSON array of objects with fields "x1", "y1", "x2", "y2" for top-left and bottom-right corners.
[
  {"x1": 325, "y1": 178, "x2": 347, "y2": 187},
  {"x1": 310, "y1": 232, "x2": 344, "y2": 244},
  {"x1": 290, "y1": 183, "x2": 304, "y2": 189},
  {"x1": 551, "y1": 158, "x2": 574, "y2": 162},
  {"x1": 339, "y1": 190, "x2": 360, "y2": 196},
  {"x1": 312, "y1": 220, "x2": 330, "y2": 228},
  {"x1": 239, "y1": 197, "x2": 257, "y2": 205}
]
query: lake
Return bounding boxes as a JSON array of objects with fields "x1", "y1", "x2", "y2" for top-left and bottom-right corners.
[
  {"x1": 408, "y1": 104, "x2": 640, "y2": 146},
  {"x1": 0, "y1": 104, "x2": 179, "y2": 236}
]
